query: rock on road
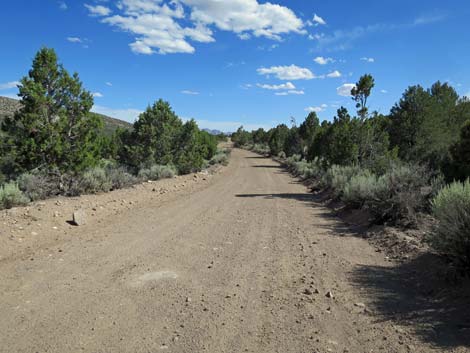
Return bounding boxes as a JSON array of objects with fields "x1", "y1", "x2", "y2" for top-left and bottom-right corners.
[{"x1": 0, "y1": 149, "x2": 463, "y2": 353}]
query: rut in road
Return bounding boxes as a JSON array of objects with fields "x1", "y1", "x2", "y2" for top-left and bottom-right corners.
[{"x1": 0, "y1": 148, "x2": 468, "y2": 353}]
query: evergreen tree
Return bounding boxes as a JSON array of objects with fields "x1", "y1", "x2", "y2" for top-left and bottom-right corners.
[
  {"x1": 1, "y1": 47, "x2": 102, "y2": 176},
  {"x1": 351, "y1": 74, "x2": 375, "y2": 119}
]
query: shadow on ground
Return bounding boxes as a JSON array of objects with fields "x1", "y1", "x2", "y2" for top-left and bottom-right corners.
[
  {"x1": 241, "y1": 161, "x2": 470, "y2": 349},
  {"x1": 352, "y1": 254, "x2": 470, "y2": 349}
]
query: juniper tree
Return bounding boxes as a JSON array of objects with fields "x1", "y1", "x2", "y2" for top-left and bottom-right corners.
[{"x1": 1, "y1": 47, "x2": 103, "y2": 176}]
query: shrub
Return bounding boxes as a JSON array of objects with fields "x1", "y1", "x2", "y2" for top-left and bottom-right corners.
[
  {"x1": 79, "y1": 167, "x2": 112, "y2": 194},
  {"x1": 322, "y1": 165, "x2": 363, "y2": 197},
  {"x1": 429, "y1": 180, "x2": 470, "y2": 270},
  {"x1": 278, "y1": 151, "x2": 287, "y2": 159},
  {"x1": 341, "y1": 163, "x2": 438, "y2": 225},
  {"x1": 138, "y1": 165, "x2": 176, "y2": 181},
  {"x1": 342, "y1": 171, "x2": 387, "y2": 208},
  {"x1": 106, "y1": 166, "x2": 137, "y2": 190},
  {"x1": 17, "y1": 171, "x2": 60, "y2": 201},
  {"x1": 286, "y1": 158, "x2": 324, "y2": 180},
  {"x1": 0, "y1": 182, "x2": 29, "y2": 209},
  {"x1": 209, "y1": 151, "x2": 229, "y2": 166},
  {"x1": 251, "y1": 144, "x2": 270, "y2": 155}
]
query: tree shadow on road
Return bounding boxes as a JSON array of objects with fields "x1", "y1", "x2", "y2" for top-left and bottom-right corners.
[
  {"x1": 251, "y1": 165, "x2": 282, "y2": 169},
  {"x1": 351, "y1": 253, "x2": 470, "y2": 349},
  {"x1": 235, "y1": 192, "x2": 315, "y2": 203}
]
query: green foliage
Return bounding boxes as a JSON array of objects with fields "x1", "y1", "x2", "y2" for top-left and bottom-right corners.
[
  {"x1": 430, "y1": 180, "x2": 470, "y2": 270},
  {"x1": 298, "y1": 112, "x2": 320, "y2": 157},
  {"x1": 17, "y1": 171, "x2": 59, "y2": 201},
  {"x1": 209, "y1": 148, "x2": 231, "y2": 166},
  {"x1": 351, "y1": 74, "x2": 375, "y2": 119},
  {"x1": 323, "y1": 165, "x2": 363, "y2": 198},
  {"x1": 232, "y1": 126, "x2": 252, "y2": 147},
  {"x1": 138, "y1": 165, "x2": 176, "y2": 181},
  {"x1": 341, "y1": 164, "x2": 439, "y2": 224},
  {"x1": 0, "y1": 182, "x2": 29, "y2": 209},
  {"x1": 269, "y1": 124, "x2": 289, "y2": 156},
  {"x1": 309, "y1": 108, "x2": 360, "y2": 166},
  {"x1": 250, "y1": 143, "x2": 270, "y2": 155},
  {"x1": 79, "y1": 167, "x2": 112, "y2": 194},
  {"x1": 388, "y1": 82, "x2": 470, "y2": 173},
  {"x1": 1, "y1": 47, "x2": 103, "y2": 176},
  {"x1": 449, "y1": 120, "x2": 470, "y2": 181},
  {"x1": 105, "y1": 165, "x2": 137, "y2": 190}
]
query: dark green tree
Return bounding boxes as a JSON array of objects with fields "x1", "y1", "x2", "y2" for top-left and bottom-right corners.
[
  {"x1": 298, "y1": 112, "x2": 320, "y2": 156},
  {"x1": 449, "y1": 120, "x2": 470, "y2": 180},
  {"x1": 127, "y1": 99, "x2": 182, "y2": 168},
  {"x1": 1, "y1": 47, "x2": 102, "y2": 177},
  {"x1": 351, "y1": 74, "x2": 375, "y2": 119},
  {"x1": 268, "y1": 124, "x2": 290, "y2": 156}
]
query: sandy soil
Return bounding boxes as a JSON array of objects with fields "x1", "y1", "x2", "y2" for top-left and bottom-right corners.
[{"x1": 0, "y1": 148, "x2": 469, "y2": 353}]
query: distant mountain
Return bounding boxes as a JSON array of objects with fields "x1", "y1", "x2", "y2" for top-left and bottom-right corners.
[
  {"x1": 0, "y1": 96, "x2": 132, "y2": 136},
  {"x1": 202, "y1": 128, "x2": 224, "y2": 135}
]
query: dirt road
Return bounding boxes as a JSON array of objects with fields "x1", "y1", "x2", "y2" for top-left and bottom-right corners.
[{"x1": 1, "y1": 149, "x2": 468, "y2": 353}]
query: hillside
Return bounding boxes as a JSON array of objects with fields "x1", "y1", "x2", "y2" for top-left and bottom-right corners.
[{"x1": 0, "y1": 96, "x2": 132, "y2": 135}]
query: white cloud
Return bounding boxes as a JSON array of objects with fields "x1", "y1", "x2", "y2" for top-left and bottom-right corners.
[
  {"x1": 337, "y1": 83, "x2": 356, "y2": 97},
  {"x1": 0, "y1": 81, "x2": 20, "y2": 90},
  {"x1": 93, "y1": 92, "x2": 104, "y2": 98},
  {"x1": 257, "y1": 65, "x2": 314, "y2": 80},
  {"x1": 312, "y1": 14, "x2": 326, "y2": 26},
  {"x1": 275, "y1": 90, "x2": 304, "y2": 96},
  {"x1": 256, "y1": 82, "x2": 295, "y2": 90},
  {"x1": 89, "y1": 0, "x2": 305, "y2": 55},
  {"x1": 58, "y1": 1, "x2": 68, "y2": 10},
  {"x1": 326, "y1": 70, "x2": 342, "y2": 78},
  {"x1": 305, "y1": 104, "x2": 327, "y2": 113},
  {"x1": 92, "y1": 105, "x2": 142, "y2": 122},
  {"x1": 241, "y1": 83, "x2": 253, "y2": 90},
  {"x1": 313, "y1": 56, "x2": 334, "y2": 65},
  {"x1": 85, "y1": 4, "x2": 112, "y2": 16},
  {"x1": 380, "y1": 89, "x2": 388, "y2": 94},
  {"x1": 413, "y1": 13, "x2": 447, "y2": 25},
  {"x1": 360, "y1": 57, "x2": 375, "y2": 63},
  {"x1": 67, "y1": 37, "x2": 83, "y2": 43},
  {"x1": 181, "y1": 90, "x2": 200, "y2": 95},
  {"x1": 106, "y1": 82, "x2": 113, "y2": 86}
]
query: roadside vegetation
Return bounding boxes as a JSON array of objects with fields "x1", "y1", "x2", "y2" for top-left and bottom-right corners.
[
  {"x1": 233, "y1": 74, "x2": 470, "y2": 273},
  {"x1": 0, "y1": 47, "x2": 229, "y2": 209}
]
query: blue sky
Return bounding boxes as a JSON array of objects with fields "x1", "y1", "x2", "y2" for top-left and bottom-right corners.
[{"x1": 1, "y1": 0, "x2": 469, "y2": 131}]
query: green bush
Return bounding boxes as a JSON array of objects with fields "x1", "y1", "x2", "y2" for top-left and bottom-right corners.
[
  {"x1": 342, "y1": 171, "x2": 387, "y2": 208},
  {"x1": 0, "y1": 182, "x2": 29, "y2": 209},
  {"x1": 106, "y1": 166, "x2": 137, "y2": 190},
  {"x1": 286, "y1": 158, "x2": 324, "y2": 180},
  {"x1": 322, "y1": 165, "x2": 363, "y2": 197},
  {"x1": 17, "y1": 171, "x2": 60, "y2": 201},
  {"x1": 278, "y1": 151, "x2": 287, "y2": 159},
  {"x1": 138, "y1": 165, "x2": 176, "y2": 181},
  {"x1": 209, "y1": 149, "x2": 230, "y2": 166},
  {"x1": 79, "y1": 167, "x2": 112, "y2": 194},
  {"x1": 251, "y1": 143, "x2": 270, "y2": 155},
  {"x1": 341, "y1": 164, "x2": 438, "y2": 224},
  {"x1": 429, "y1": 180, "x2": 470, "y2": 269}
]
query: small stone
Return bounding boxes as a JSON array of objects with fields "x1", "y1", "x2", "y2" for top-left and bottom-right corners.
[
  {"x1": 72, "y1": 210, "x2": 86, "y2": 226},
  {"x1": 303, "y1": 288, "x2": 313, "y2": 295},
  {"x1": 31, "y1": 232, "x2": 38, "y2": 236},
  {"x1": 186, "y1": 297, "x2": 192, "y2": 303},
  {"x1": 354, "y1": 302, "x2": 366, "y2": 308},
  {"x1": 326, "y1": 291, "x2": 334, "y2": 298}
]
